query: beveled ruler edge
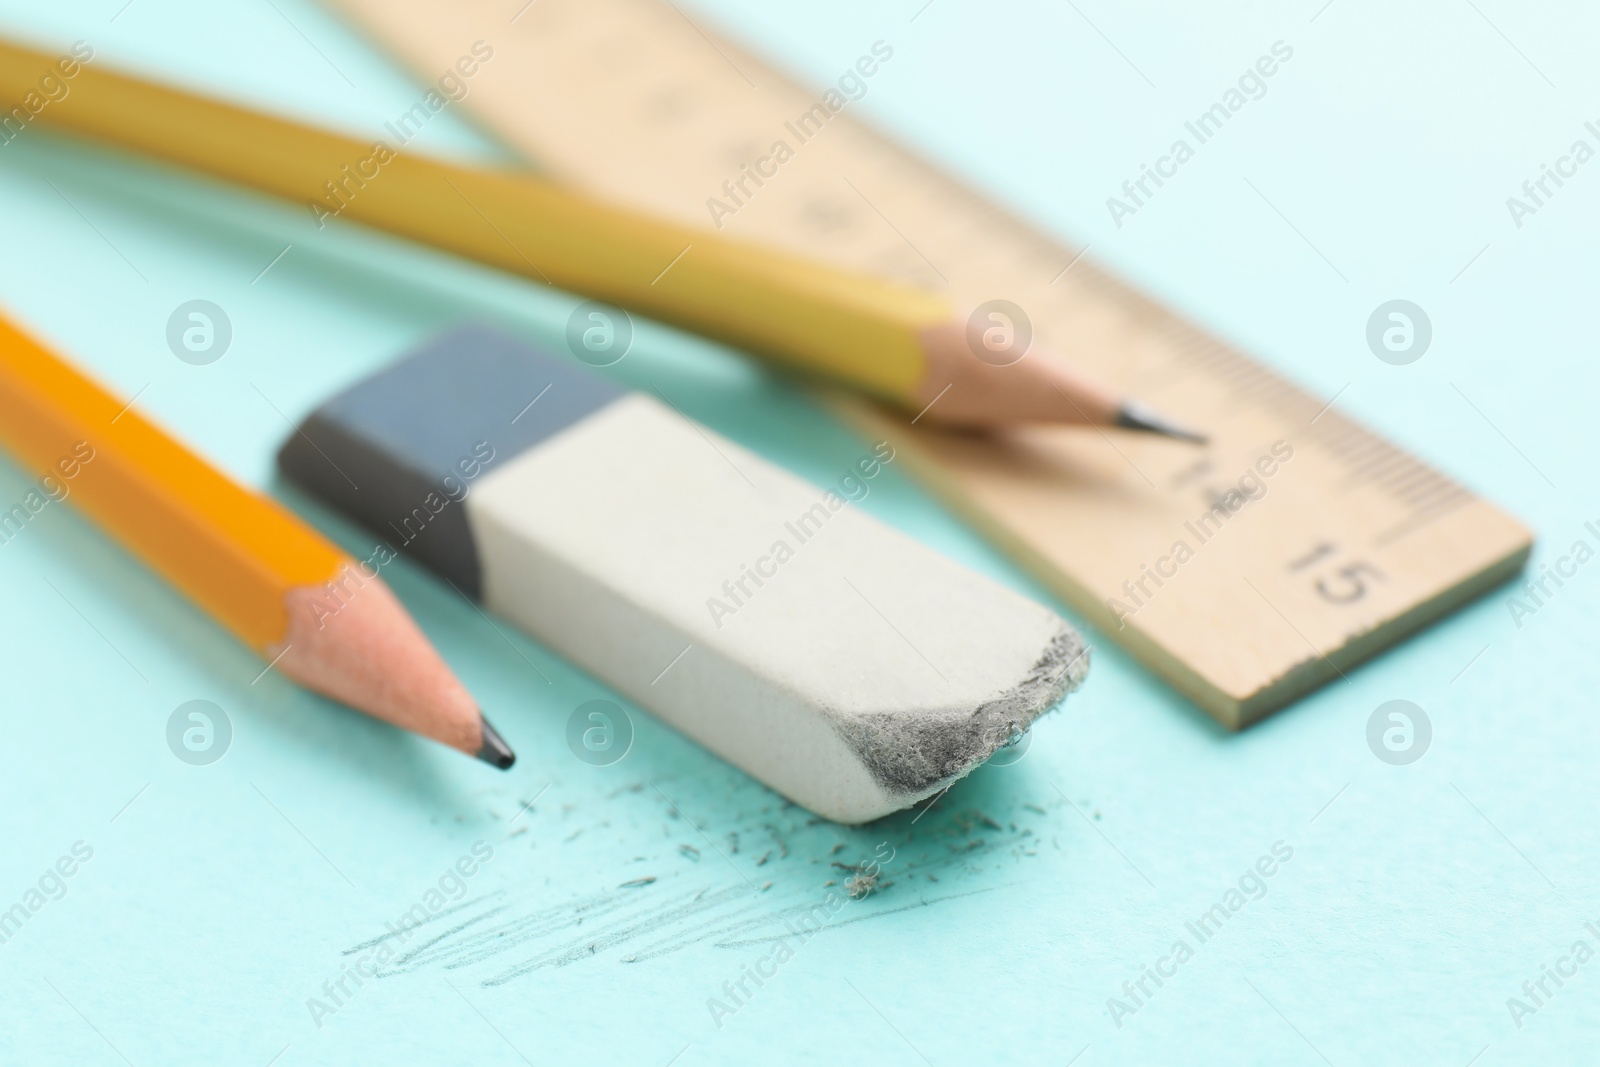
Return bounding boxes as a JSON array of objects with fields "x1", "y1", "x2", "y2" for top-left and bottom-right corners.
[{"x1": 320, "y1": 0, "x2": 1535, "y2": 725}]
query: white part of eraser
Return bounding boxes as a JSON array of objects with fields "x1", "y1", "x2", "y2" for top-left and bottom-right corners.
[{"x1": 468, "y1": 395, "x2": 1085, "y2": 822}]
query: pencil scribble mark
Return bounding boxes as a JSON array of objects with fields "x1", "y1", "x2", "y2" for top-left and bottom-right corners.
[{"x1": 339, "y1": 799, "x2": 1061, "y2": 986}]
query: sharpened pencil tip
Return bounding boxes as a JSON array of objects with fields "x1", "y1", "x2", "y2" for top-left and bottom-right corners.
[
  {"x1": 476, "y1": 715, "x2": 516, "y2": 769},
  {"x1": 1115, "y1": 402, "x2": 1208, "y2": 445}
]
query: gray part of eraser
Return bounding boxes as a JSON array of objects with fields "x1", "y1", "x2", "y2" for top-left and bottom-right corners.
[{"x1": 277, "y1": 324, "x2": 624, "y2": 598}]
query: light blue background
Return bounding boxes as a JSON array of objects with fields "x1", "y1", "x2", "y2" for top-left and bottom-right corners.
[{"x1": 0, "y1": 1, "x2": 1594, "y2": 1064}]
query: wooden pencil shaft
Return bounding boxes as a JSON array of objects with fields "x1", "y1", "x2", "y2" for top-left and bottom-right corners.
[
  {"x1": 0, "y1": 39, "x2": 947, "y2": 402},
  {"x1": 0, "y1": 312, "x2": 344, "y2": 650}
]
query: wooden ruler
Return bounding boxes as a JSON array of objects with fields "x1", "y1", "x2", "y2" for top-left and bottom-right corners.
[{"x1": 323, "y1": 0, "x2": 1531, "y2": 727}]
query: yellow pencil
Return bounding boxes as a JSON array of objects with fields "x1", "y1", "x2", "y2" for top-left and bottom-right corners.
[
  {"x1": 0, "y1": 37, "x2": 1200, "y2": 439},
  {"x1": 0, "y1": 308, "x2": 516, "y2": 768}
]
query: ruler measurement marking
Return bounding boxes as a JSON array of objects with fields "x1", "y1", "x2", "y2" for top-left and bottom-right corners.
[
  {"x1": 1324, "y1": 438, "x2": 1402, "y2": 473},
  {"x1": 1396, "y1": 479, "x2": 1472, "y2": 513},
  {"x1": 1315, "y1": 424, "x2": 1380, "y2": 456},
  {"x1": 1381, "y1": 465, "x2": 1453, "y2": 499},
  {"x1": 1342, "y1": 450, "x2": 1429, "y2": 489},
  {"x1": 1397, "y1": 482, "x2": 1471, "y2": 514},
  {"x1": 1373, "y1": 494, "x2": 1477, "y2": 548},
  {"x1": 1365, "y1": 454, "x2": 1436, "y2": 486}
]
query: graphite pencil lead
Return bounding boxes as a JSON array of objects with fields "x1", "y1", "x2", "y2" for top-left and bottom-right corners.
[
  {"x1": 476, "y1": 715, "x2": 517, "y2": 770},
  {"x1": 1115, "y1": 402, "x2": 1208, "y2": 445}
]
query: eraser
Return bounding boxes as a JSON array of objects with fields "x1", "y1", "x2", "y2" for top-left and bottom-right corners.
[{"x1": 279, "y1": 325, "x2": 1087, "y2": 822}]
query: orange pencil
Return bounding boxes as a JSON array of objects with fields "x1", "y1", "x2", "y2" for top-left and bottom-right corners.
[{"x1": 0, "y1": 310, "x2": 515, "y2": 768}]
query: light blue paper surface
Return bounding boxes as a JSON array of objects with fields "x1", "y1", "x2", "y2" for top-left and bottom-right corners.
[{"x1": 0, "y1": 1, "x2": 1594, "y2": 1064}]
